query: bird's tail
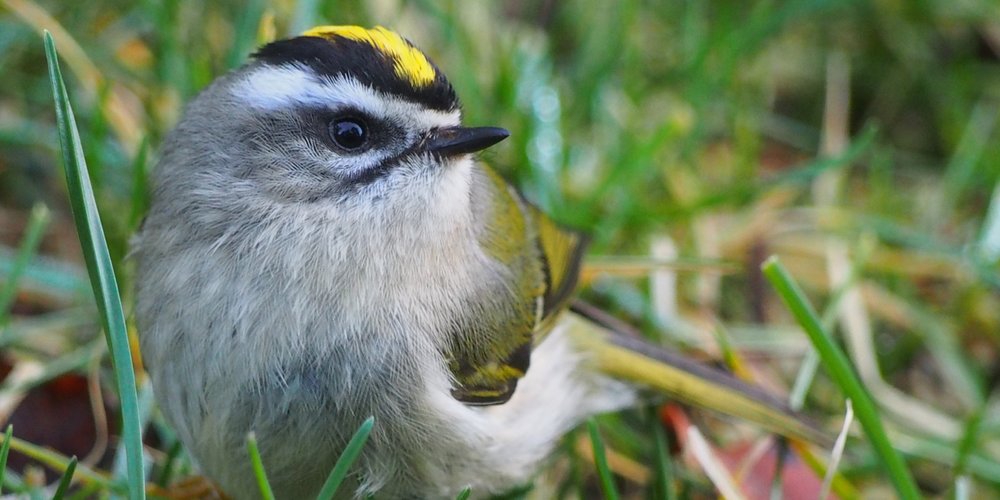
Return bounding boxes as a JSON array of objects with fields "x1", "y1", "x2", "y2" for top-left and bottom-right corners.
[{"x1": 564, "y1": 303, "x2": 830, "y2": 446}]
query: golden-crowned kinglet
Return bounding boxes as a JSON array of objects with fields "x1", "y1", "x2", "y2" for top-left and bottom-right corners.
[{"x1": 134, "y1": 26, "x2": 823, "y2": 499}]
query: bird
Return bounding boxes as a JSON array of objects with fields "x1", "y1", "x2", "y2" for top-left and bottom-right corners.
[{"x1": 133, "y1": 25, "x2": 825, "y2": 499}]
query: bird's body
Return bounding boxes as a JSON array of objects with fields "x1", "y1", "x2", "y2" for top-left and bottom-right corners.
[{"x1": 135, "y1": 26, "x2": 821, "y2": 499}]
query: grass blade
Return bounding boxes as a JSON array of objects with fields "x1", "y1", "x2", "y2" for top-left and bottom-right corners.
[
  {"x1": 454, "y1": 486, "x2": 472, "y2": 500},
  {"x1": 128, "y1": 136, "x2": 150, "y2": 233},
  {"x1": 52, "y1": 456, "x2": 78, "y2": 500},
  {"x1": 0, "y1": 424, "x2": 11, "y2": 494},
  {"x1": 761, "y1": 256, "x2": 920, "y2": 500},
  {"x1": 953, "y1": 401, "x2": 987, "y2": 480},
  {"x1": 8, "y1": 436, "x2": 117, "y2": 492},
  {"x1": 156, "y1": 440, "x2": 183, "y2": 487},
  {"x1": 111, "y1": 377, "x2": 155, "y2": 484},
  {"x1": 978, "y1": 180, "x2": 1000, "y2": 263},
  {"x1": 649, "y1": 409, "x2": 676, "y2": 500},
  {"x1": 0, "y1": 204, "x2": 50, "y2": 329},
  {"x1": 586, "y1": 419, "x2": 620, "y2": 500},
  {"x1": 43, "y1": 31, "x2": 145, "y2": 500},
  {"x1": 246, "y1": 432, "x2": 275, "y2": 500},
  {"x1": 316, "y1": 416, "x2": 375, "y2": 500}
]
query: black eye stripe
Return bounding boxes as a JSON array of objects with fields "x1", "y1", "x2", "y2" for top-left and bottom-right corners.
[
  {"x1": 276, "y1": 106, "x2": 421, "y2": 189},
  {"x1": 340, "y1": 142, "x2": 428, "y2": 188}
]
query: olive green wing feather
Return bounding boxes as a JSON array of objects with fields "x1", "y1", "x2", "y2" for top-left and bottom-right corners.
[
  {"x1": 447, "y1": 165, "x2": 589, "y2": 405},
  {"x1": 526, "y1": 205, "x2": 589, "y2": 335}
]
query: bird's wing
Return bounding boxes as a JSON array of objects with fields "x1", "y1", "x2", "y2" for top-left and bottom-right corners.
[
  {"x1": 448, "y1": 166, "x2": 589, "y2": 405},
  {"x1": 528, "y1": 205, "x2": 589, "y2": 322},
  {"x1": 455, "y1": 168, "x2": 828, "y2": 443}
]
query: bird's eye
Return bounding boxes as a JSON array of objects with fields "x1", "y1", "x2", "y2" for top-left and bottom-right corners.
[{"x1": 330, "y1": 118, "x2": 367, "y2": 150}]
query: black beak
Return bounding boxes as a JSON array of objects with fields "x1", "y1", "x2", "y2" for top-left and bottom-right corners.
[{"x1": 424, "y1": 126, "x2": 510, "y2": 157}]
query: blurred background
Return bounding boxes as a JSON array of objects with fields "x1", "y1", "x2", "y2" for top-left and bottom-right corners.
[{"x1": 1, "y1": 0, "x2": 1000, "y2": 497}]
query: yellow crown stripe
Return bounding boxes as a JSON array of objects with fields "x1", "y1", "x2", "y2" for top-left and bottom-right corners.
[{"x1": 302, "y1": 25, "x2": 437, "y2": 88}]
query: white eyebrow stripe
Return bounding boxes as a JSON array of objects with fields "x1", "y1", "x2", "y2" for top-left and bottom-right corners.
[{"x1": 234, "y1": 65, "x2": 460, "y2": 129}]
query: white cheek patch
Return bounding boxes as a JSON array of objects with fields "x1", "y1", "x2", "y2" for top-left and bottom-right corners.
[{"x1": 235, "y1": 65, "x2": 461, "y2": 132}]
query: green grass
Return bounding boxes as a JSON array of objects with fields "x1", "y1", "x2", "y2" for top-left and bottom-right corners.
[
  {"x1": 587, "y1": 419, "x2": 620, "y2": 500},
  {"x1": 0, "y1": 205, "x2": 49, "y2": 330},
  {"x1": 454, "y1": 486, "x2": 472, "y2": 500},
  {"x1": 44, "y1": 31, "x2": 145, "y2": 499},
  {"x1": 51, "y1": 455, "x2": 77, "y2": 500},
  {"x1": 0, "y1": 425, "x2": 11, "y2": 494},
  {"x1": 7, "y1": 435, "x2": 119, "y2": 493},
  {"x1": 245, "y1": 432, "x2": 275, "y2": 500},
  {"x1": 762, "y1": 256, "x2": 920, "y2": 499},
  {"x1": 316, "y1": 416, "x2": 375, "y2": 500},
  {"x1": 648, "y1": 407, "x2": 677, "y2": 500},
  {"x1": 1, "y1": 0, "x2": 999, "y2": 498}
]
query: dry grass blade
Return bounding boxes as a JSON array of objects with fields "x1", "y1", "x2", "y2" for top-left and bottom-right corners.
[
  {"x1": 686, "y1": 425, "x2": 745, "y2": 500},
  {"x1": 821, "y1": 399, "x2": 854, "y2": 500}
]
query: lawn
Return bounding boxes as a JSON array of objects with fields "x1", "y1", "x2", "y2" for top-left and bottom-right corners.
[{"x1": 1, "y1": 0, "x2": 999, "y2": 498}]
